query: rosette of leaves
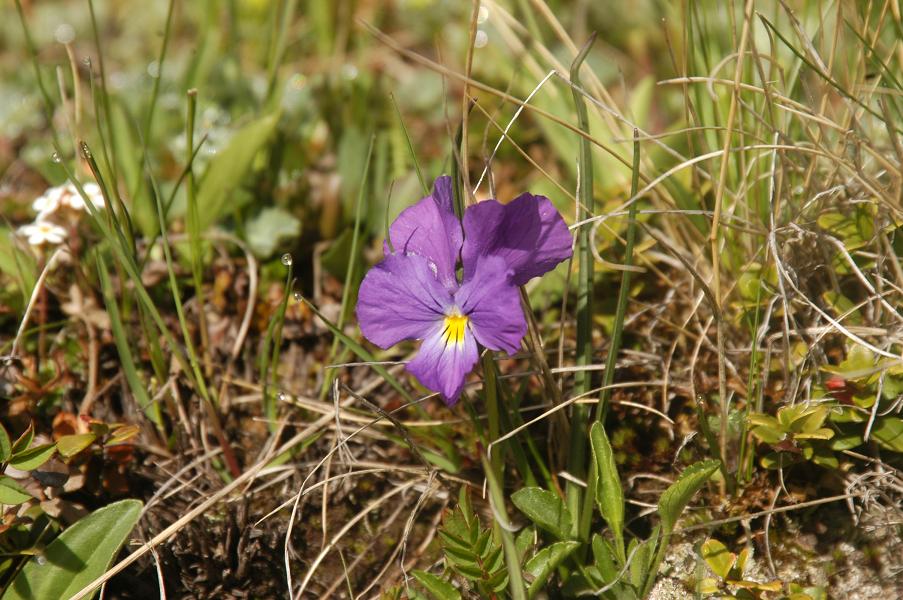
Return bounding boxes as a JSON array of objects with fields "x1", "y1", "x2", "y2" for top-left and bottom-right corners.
[
  {"x1": 416, "y1": 487, "x2": 507, "y2": 599},
  {"x1": 819, "y1": 345, "x2": 903, "y2": 455},
  {"x1": 0, "y1": 418, "x2": 139, "y2": 590},
  {"x1": 0, "y1": 422, "x2": 57, "y2": 507},
  {"x1": 748, "y1": 403, "x2": 839, "y2": 469},
  {"x1": 696, "y1": 539, "x2": 817, "y2": 600},
  {"x1": 696, "y1": 538, "x2": 824, "y2": 600},
  {"x1": 751, "y1": 344, "x2": 903, "y2": 470},
  {"x1": 0, "y1": 422, "x2": 59, "y2": 586}
]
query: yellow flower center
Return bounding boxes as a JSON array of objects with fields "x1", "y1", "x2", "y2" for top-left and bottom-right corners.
[{"x1": 441, "y1": 312, "x2": 469, "y2": 347}]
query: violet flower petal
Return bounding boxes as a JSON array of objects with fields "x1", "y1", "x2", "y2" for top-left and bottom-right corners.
[
  {"x1": 455, "y1": 255, "x2": 526, "y2": 356},
  {"x1": 356, "y1": 253, "x2": 452, "y2": 349},
  {"x1": 385, "y1": 176, "x2": 462, "y2": 291},
  {"x1": 407, "y1": 320, "x2": 479, "y2": 405},
  {"x1": 461, "y1": 193, "x2": 573, "y2": 286}
]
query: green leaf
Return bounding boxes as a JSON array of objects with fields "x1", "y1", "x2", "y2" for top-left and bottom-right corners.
[
  {"x1": 590, "y1": 422, "x2": 625, "y2": 558},
  {"x1": 525, "y1": 541, "x2": 579, "y2": 598},
  {"x1": 794, "y1": 428, "x2": 834, "y2": 441},
  {"x1": 628, "y1": 534, "x2": 656, "y2": 591},
  {"x1": 750, "y1": 425, "x2": 784, "y2": 445},
  {"x1": 0, "y1": 423, "x2": 11, "y2": 463},
  {"x1": 735, "y1": 547, "x2": 750, "y2": 573},
  {"x1": 0, "y1": 477, "x2": 33, "y2": 505},
  {"x1": 245, "y1": 206, "x2": 302, "y2": 258},
  {"x1": 9, "y1": 444, "x2": 56, "y2": 472},
  {"x1": 10, "y1": 423, "x2": 34, "y2": 456},
  {"x1": 420, "y1": 448, "x2": 460, "y2": 474},
  {"x1": 791, "y1": 406, "x2": 829, "y2": 434},
  {"x1": 701, "y1": 539, "x2": 734, "y2": 579},
  {"x1": 592, "y1": 534, "x2": 619, "y2": 583},
  {"x1": 320, "y1": 228, "x2": 358, "y2": 281},
  {"x1": 829, "y1": 430, "x2": 863, "y2": 451},
  {"x1": 697, "y1": 577, "x2": 720, "y2": 594},
  {"x1": 657, "y1": 460, "x2": 719, "y2": 535},
  {"x1": 511, "y1": 488, "x2": 573, "y2": 541},
  {"x1": 196, "y1": 113, "x2": 280, "y2": 230},
  {"x1": 411, "y1": 570, "x2": 461, "y2": 600},
  {"x1": 3, "y1": 499, "x2": 142, "y2": 600},
  {"x1": 56, "y1": 434, "x2": 97, "y2": 459},
  {"x1": 0, "y1": 226, "x2": 37, "y2": 301},
  {"x1": 747, "y1": 413, "x2": 782, "y2": 430},
  {"x1": 822, "y1": 291, "x2": 863, "y2": 324},
  {"x1": 514, "y1": 526, "x2": 535, "y2": 564},
  {"x1": 871, "y1": 417, "x2": 903, "y2": 452}
]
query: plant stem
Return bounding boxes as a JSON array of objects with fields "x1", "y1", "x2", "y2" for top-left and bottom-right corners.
[{"x1": 482, "y1": 455, "x2": 527, "y2": 600}]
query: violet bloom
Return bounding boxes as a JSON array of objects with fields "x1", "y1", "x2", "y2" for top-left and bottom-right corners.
[{"x1": 356, "y1": 176, "x2": 572, "y2": 405}]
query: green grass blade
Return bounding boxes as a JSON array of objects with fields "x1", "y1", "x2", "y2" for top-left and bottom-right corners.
[
  {"x1": 758, "y1": 14, "x2": 901, "y2": 134},
  {"x1": 301, "y1": 297, "x2": 412, "y2": 403},
  {"x1": 259, "y1": 256, "x2": 292, "y2": 431},
  {"x1": 185, "y1": 89, "x2": 211, "y2": 375},
  {"x1": 96, "y1": 254, "x2": 163, "y2": 433},
  {"x1": 390, "y1": 93, "x2": 429, "y2": 195},
  {"x1": 566, "y1": 32, "x2": 597, "y2": 540},
  {"x1": 320, "y1": 135, "x2": 376, "y2": 399},
  {"x1": 265, "y1": 0, "x2": 298, "y2": 105},
  {"x1": 594, "y1": 131, "x2": 640, "y2": 423},
  {"x1": 141, "y1": 0, "x2": 175, "y2": 149},
  {"x1": 13, "y1": 0, "x2": 62, "y2": 151}
]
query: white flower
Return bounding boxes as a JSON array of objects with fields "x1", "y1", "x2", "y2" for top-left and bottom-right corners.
[
  {"x1": 18, "y1": 220, "x2": 67, "y2": 247},
  {"x1": 32, "y1": 182, "x2": 105, "y2": 218},
  {"x1": 32, "y1": 186, "x2": 64, "y2": 215},
  {"x1": 63, "y1": 182, "x2": 105, "y2": 211}
]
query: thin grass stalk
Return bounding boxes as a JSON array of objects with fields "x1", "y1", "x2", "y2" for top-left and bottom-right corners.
[
  {"x1": 262, "y1": 267, "x2": 292, "y2": 432},
  {"x1": 496, "y1": 381, "x2": 539, "y2": 487},
  {"x1": 577, "y1": 131, "x2": 641, "y2": 541},
  {"x1": 320, "y1": 135, "x2": 375, "y2": 399},
  {"x1": 565, "y1": 32, "x2": 597, "y2": 539},
  {"x1": 451, "y1": 109, "x2": 469, "y2": 218},
  {"x1": 710, "y1": 0, "x2": 755, "y2": 497},
  {"x1": 301, "y1": 297, "x2": 413, "y2": 403},
  {"x1": 145, "y1": 157, "x2": 212, "y2": 405},
  {"x1": 265, "y1": 0, "x2": 298, "y2": 105},
  {"x1": 503, "y1": 386, "x2": 553, "y2": 490},
  {"x1": 141, "y1": 0, "x2": 175, "y2": 149},
  {"x1": 595, "y1": 131, "x2": 641, "y2": 424},
  {"x1": 131, "y1": 0, "x2": 176, "y2": 222},
  {"x1": 87, "y1": 0, "x2": 119, "y2": 185},
  {"x1": 459, "y1": 0, "x2": 480, "y2": 205},
  {"x1": 515, "y1": 0, "x2": 544, "y2": 44},
  {"x1": 144, "y1": 144, "x2": 242, "y2": 478},
  {"x1": 390, "y1": 93, "x2": 428, "y2": 195},
  {"x1": 738, "y1": 282, "x2": 764, "y2": 483},
  {"x1": 85, "y1": 64, "x2": 118, "y2": 202},
  {"x1": 79, "y1": 143, "x2": 240, "y2": 476},
  {"x1": 96, "y1": 254, "x2": 164, "y2": 435},
  {"x1": 13, "y1": 0, "x2": 62, "y2": 151},
  {"x1": 185, "y1": 89, "x2": 211, "y2": 375}
]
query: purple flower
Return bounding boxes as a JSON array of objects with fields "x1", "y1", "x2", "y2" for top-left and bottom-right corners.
[{"x1": 357, "y1": 176, "x2": 573, "y2": 405}]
